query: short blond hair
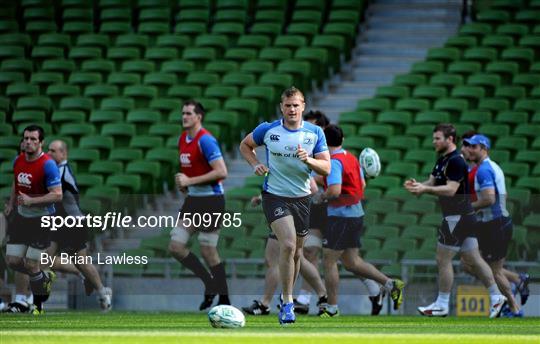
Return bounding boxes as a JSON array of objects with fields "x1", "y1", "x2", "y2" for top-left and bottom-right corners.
[{"x1": 280, "y1": 86, "x2": 304, "y2": 102}]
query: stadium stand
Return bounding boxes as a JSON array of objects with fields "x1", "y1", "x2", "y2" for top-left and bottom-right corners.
[{"x1": 0, "y1": 0, "x2": 537, "y2": 285}]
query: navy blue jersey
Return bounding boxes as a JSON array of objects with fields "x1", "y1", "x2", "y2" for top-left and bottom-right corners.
[{"x1": 431, "y1": 150, "x2": 474, "y2": 216}]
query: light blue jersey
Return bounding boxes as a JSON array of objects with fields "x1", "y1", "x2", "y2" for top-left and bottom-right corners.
[
  {"x1": 326, "y1": 149, "x2": 365, "y2": 218},
  {"x1": 253, "y1": 119, "x2": 328, "y2": 197},
  {"x1": 474, "y1": 158, "x2": 509, "y2": 222}
]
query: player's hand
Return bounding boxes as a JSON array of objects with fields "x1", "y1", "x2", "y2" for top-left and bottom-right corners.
[
  {"x1": 253, "y1": 163, "x2": 269, "y2": 176},
  {"x1": 297, "y1": 144, "x2": 309, "y2": 163},
  {"x1": 405, "y1": 182, "x2": 425, "y2": 195},
  {"x1": 3, "y1": 202, "x2": 13, "y2": 216},
  {"x1": 175, "y1": 173, "x2": 191, "y2": 188},
  {"x1": 312, "y1": 192, "x2": 325, "y2": 205},
  {"x1": 250, "y1": 195, "x2": 262, "y2": 207},
  {"x1": 17, "y1": 191, "x2": 33, "y2": 206},
  {"x1": 403, "y1": 178, "x2": 417, "y2": 188}
]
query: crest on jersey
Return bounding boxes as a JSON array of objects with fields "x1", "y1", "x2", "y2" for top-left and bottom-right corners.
[
  {"x1": 17, "y1": 173, "x2": 32, "y2": 187},
  {"x1": 274, "y1": 207, "x2": 284, "y2": 216}
]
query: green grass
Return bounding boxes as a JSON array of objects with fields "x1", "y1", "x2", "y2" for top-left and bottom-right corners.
[{"x1": 1, "y1": 312, "x2": 539, "y2": 344}]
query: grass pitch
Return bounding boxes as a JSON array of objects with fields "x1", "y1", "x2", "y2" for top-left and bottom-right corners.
[{"x1": 1, "y1": 312, "x2": 538, "y2": 344}]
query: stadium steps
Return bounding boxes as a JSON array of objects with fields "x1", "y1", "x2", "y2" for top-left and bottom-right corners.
[{"x1": 311, "y1": 0, "x2": 462, "y2": 122}]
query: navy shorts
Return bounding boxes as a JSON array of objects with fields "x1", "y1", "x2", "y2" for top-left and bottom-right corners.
[
  {"x1": 438, "y1": 214, "x2": 477, "y2": 248},
  {"x1": 7, "y1": 212, "x2": 50, "y2": 250},
  {"x1": 309, "y1": 202, "x2": 327, "y2": 231},
  {"x1": 323, "y1": 216, "x2": 363, "y2": 250},
  {"x1": 261, "y1": 191, "x2": 311, "y2": 237},
  {"x1": 477, "y1": 216, "x2": 513, "y2": 262},
  {"x1": 180, "y1": 195, "x2": 225, "y2": 232}
]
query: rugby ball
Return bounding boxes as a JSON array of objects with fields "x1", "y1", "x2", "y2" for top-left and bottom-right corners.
[
  {"x1": 208, "y1": 305, "x2": 246, "y2": 329},
  {"x1": 359, "y1": 147, "x2": 381, "y2": 178}
]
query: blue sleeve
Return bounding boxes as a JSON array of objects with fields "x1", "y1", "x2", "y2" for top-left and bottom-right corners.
[
  {"x1": 199, "y1": 134, "x2": 223, "y2": 163},
  {"x1": 313, "y1": 126, "x2": 328, "y2": 155},
  {"x1": 327, "y1": 159, "x2": 343, "y2": 186},
  {"x1": 476, "y1": 165, "x2": 495, "y2": 191},
  {"x1": 44, "y1": 160, "x2": 61, "y2": 188},
  {"x1": 252, "y1": 122, "x2": 271, "y2": 146}
]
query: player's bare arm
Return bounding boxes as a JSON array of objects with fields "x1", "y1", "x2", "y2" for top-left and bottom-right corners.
[
  {"x1": 17, "y1": 185, "x2": 62, "y2": 207},
  {"x1": 4, "y1": 183, "x2": 15, "y2": 216},
  {"x1": 471, "y1": 188, "x2": 496, "y2": 210},
  {"x1": 299, "y1": 149, "x2": 330, "y2": 176},
  {"x1": 406, "y1": 180, "x2": 460, "y2": 197},
  {"x1": 176, "y1": 158, "x2": 228, "y2": 188},
  {"x1": 240, "y1": 133, "x2": 269, "y2": 176}
]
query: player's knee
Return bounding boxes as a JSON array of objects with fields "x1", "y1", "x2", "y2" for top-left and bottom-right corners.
[
  {"x1": 169, "y1": 241, "x2": 189, "y2": 258},
  {"x1": 303, "y1": 247, "x2": 318, "y2": 262},
  {"x1": 200, "y1": 246, "x2": 220, "y2": 265},
  {"x1": 280, "y1": 241, "x2": 296, "y2": 256},
  {"x1": 7, "y1": 256, "x2": 24, "y2": 269},
  {"x1": 24, "y1": 259, "x2": 38, "y2": 271}
]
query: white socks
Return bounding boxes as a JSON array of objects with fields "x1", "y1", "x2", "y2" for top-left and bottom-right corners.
[
  {"x1": 383, "y1": 279, "x2": 394, "y2": 292},
  {"x1": 15, "y1": 294, "x2": 27, "y2": 304},
  {"x1": 435, "y1": 292, "x2": 450, "y2": 309},
  {"x1": 296, "y1": 290, "x2": 312, "y2": 305},
  {"x1": 362, "y1": 279, "x2": 381, "y2": 297}
]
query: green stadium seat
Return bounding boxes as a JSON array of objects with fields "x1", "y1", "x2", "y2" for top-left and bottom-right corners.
[
  {"x1": 276, "y1": 60, "x2": 311, "y2": 91},
  {"x1": 205, "y1": 60, "x2": 239, "y2": 76},
  {"x1": 515, "y1": 177, "x2": 540, "y2": 193},
  {"x1": 515, "y1": 150, "x2": 540, "y2": 166},
  {"x1": 101, "y1": 123, "x2": 136, "y2": 147},
  {"x1": 365, "y1": 199, "x2": 399, "y2": 216},
  {"x1": 212, "y1": 23, "x2": 244, "y2": 42},
  {"x1": 467, "y1": 73, "x2": 501, "y2": 96},
  {"x1": 401, "y1": 225, "x2": 437, "y2": 242},
  {"x1": 312, "y1": 34, "x2": 347, "y2": 69},
  {"x1": 404, "y1": 149, "x2": 436, "y2": 164},
  {"x1": 89, "y1": 109, "x2": 123, "y2": 130},
  {"x1": 339, "y1": 111, "x2": 374, "y2": 127},
  {"x1": 426, "y1": 47, "x2": 461, "y2": 65},
  {"x1": 89, "y1": 160, "x2": 123, "y2": 177},
  {"x1": 412, "y1": 85, "x2": 448, "y2": 102},
  {"x1": 79, "y1": 135, "x2": 114, "y2": 159},
  {"x1": 447, "y1": 61, "x2": 482, "y2": 77},
  {"x1": 459, "y1": 22, "x2": 492, "y2": 37},
  {"x1": 514, "y1": 9, "x2": 540, "y2": 25},
  {"x1": 383, "y1": 237, "x2": 416, "y2": 253},
  {"x1": 356, "y1": 98, "x2": 391, "y2": 113},
  {"x1": 259, "y1": 72, "x2": 294, "y2": 92},
  {"x1": 495, "y1": 137, "x2": 528, "y2": 153},
  {"x1": 415, "y1": 110, "x2": 450, "y2": 124},
  {"x1": 395, "y1": 98, "x2": 430, "y2": 113},
  {"x1": 386, "y1": 136, "x2": 420, "y2": 151},
  {"x1": 37, "y1": 33, "x2": 71, "y2": 49},
  {"x1": 393, "y1": 73, "x2": 427, "y2": 88},
  {"x1": 342, "y1": 136, "x2": 374, "y2": 155},
  {"x1": 81, "y1": 59, "x2": 114, "y2": 79},
  {"x1": 241, "y1": 85, "x2": 275, "y2": 119},
  {"x1": 12, "y1": 110, "x2": 45, "y2": 125},
  {"x1": 481, "y1": 34, "x2": 514, "y2": 51},
  {"x1": 478, "y1": 98, "x2": 510, "y2": 113},
  {"x1": 375, "y1": 86, "x2": 410, "y2": 102},
  {"x1": 430, "y1": 73, "x2": 464, "y2": 90},
  {"x1": 445, "y1": 36, "x2": 478, "y2": 49},
  {"x1": 67, "y1": 72, "x2": 101, "y2": 88},
  {"x1": 377, "y1": 111, "x2": 412, "y2": 132},
  {"x1": 494, "y1": 110, "x2": 528, "y2": 127},
  {"x1": 489, "y1": 149, "x2": 510, "y2": 164},
  {"x1": 501, "y1": 48, "x2": 535, "y2": 71},
  {"x1": 69, "y1": 148, "x2": 100, "y2": 172},
  {"x1": 161, "y1": 60, "x2": 195, "y2": 82},
  {"x1": 108, "y1": 147, "x2": 143, "y2": 163},
  {"x1": 385, "y1": 162, "x2": 418, "y2": 179},
  {"x1": 499, "y1": 162, "x2": 530, "y2": 183},
  {"x1": 463, "y1": 47, "x2": 498, "y2": 64},
  {"x1": 148, "y1": 123, "x2": 182, "y2": 140},
  {"x1": 364, "y1": 225, "x2": 399, "y2": 241},
  {"x1": 366, "y1": 176, "x2": 401, "y2": 191},
  {"x1": 433, "y1": 98, "x2": 469, "y2": 118},
  {"x1": 29, "y1": 71, "x2": 63, "y2": 91},
  {"x1": 194, "y1": 34, "x2": 230, "y2": 56},
  {"x1": 411, "y1": 61, "x2": 445, "y2": 76},
  {"x1": 420, "y1": 213, "x2": 442, "y2": 227}
]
